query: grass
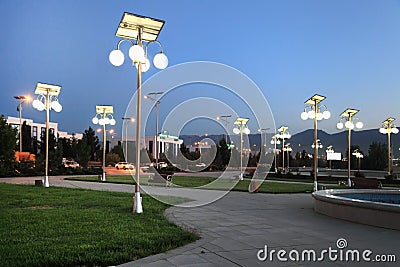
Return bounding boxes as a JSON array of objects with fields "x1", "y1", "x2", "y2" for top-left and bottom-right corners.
[
  {"x1": 0, "y1": 183, "x2": 198, "y2": 267},
  {"x1": 66, "y1": 175, "x2": 348, "y2": 193}
]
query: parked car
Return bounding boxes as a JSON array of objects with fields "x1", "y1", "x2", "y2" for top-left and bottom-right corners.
[
  {"x1": 115, "y1": 162, "x2": 134, "y2": 170},
  {"x1": 150, "y1": 162, "x2": 168, "y2": 168},
  {"x1": 64, "y1": 161, "x2": 80, "y2": 168}
]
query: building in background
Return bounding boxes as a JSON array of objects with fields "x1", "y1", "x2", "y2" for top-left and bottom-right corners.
[{"x1": 6, "y1": 116, "x2": 83, "y2": 141}]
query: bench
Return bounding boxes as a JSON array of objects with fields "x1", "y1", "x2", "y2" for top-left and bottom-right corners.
[
  {"x1": 147, "y1": 172, "x2": 173, "y2": 187},
  {"x1": 351, "y1": 178, "x2": 382, "y2": 189}
]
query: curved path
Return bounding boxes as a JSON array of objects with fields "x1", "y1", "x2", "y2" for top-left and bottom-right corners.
[{"x1": 1, "y1": 176, "x2": 399, "y2": 266}]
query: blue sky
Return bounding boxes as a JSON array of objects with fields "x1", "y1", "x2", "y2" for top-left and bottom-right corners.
[{"x1": 1, "y1": 0, "x2": 400, "y2": 137}]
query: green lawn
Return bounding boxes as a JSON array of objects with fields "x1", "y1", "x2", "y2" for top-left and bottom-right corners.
[
  {"x1": 0, "y1": 183, "x2": 198, "y2": 267},
  {"x1": 66, "y1": 175, "x2": 346, "y2": 193}
]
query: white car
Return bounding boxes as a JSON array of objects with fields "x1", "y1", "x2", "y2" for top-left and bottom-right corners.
[
  {"x1": 115, "y1": 162, "x2": 134, "y2": 170},
  {"x1": 64, "y1": 161, "x2": 80, "y2": 168}
]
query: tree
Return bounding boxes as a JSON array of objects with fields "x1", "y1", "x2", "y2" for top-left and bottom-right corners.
[
  {"x1": 365, "y1": 142, "x2": 387, "y2": 171},
  {"x1": 0, "y1": 115, "x2": 17, "y2": 174},
  {"x1": 36, "y1": 130, "x2": 63, "y2": 172},
  {"x1": 21, "y1": 121, "x2": 33, "y2": 153},
  {"x1": 82, "y1": 126, "x2": 101, "y2": 161},
  {"x1": 110, "y1": 143, "x2": 125, "y2": 162}
]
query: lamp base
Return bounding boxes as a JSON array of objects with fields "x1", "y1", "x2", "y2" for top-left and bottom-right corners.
[
  {"x1": 102, "y1": 172, "x2": 106, "y2": 182},
  {"x1": 134, "y1": 192, "x2": 143, "y2": 213},
  {"x1": 347, "y1": 178, "x2": 352, "y2": 188},
  {"x1": 313, "y1": 181, "x2": 318, "y2": 191},
  {"x1": 43, "y1": 176, "x2": 50, "y2": 188}
]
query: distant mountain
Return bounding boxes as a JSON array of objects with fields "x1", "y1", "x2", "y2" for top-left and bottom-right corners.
[{"x1": 180, "y1": 129, "x2": 400, "y2": 156}]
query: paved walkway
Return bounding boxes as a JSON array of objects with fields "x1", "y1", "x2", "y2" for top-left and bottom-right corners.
[{"x1": 1, "y1": 176, "x2": 399, "y2": 266}]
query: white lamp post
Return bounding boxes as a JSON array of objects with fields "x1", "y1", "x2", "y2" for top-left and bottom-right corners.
[
  {"x1": 233, "y1": 118, "x2": 250, "y2": 180},
  {"x1": 276, "y1": 126, "x2": 291, "y2": 174},
  {"x1": 217, "y1": 115, "x2": 232, "y2": 141},
  {"x1": 144, "y1": 92, "x2": 163, "y2": 168},
  {"x1": 284, "y1": 143, "x2": 292, "y2": 172},
  {"x1": 14, "y1": 95, "x2": 32, "y2": 155},
  {"x1": 379, "y1": 117, "x2": 399, "y2": 176},
  {"x1": 301, "y1": 94, "x2": 330, "y2": 191},
  {"x1": 122, "y1": 117, "x2": 135, "y2": 162},
  {"x1": 337, "y1": 108, "x2": 363, "y2": 187},
  {"x1": 92, "y1": 105, "x2": 116, "y2": 182},
  {"x1": 352, "y1": 149, "x2": 364, "y2": 172},
  {"x1": 109, "y1": 12, "x2": 168, "y2": 214},
  {"x1": 32, "y1": 83, "x2": 62, "y2": 188},
  {"x1": 270, "y1": 134, "x2": 281, "y2": 173}
]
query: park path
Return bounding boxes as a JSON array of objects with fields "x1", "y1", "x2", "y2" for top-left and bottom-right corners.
[{"x1": 1, "y1": 176, "x2": 399, "y2": 266}]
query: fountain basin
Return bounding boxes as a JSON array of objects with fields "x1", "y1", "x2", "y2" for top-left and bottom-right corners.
[{"x1": 312, "y1": 189, "x2": 400, "y2": 230}]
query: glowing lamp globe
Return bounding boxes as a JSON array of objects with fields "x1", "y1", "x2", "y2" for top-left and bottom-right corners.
[
  {"x1": 355, "y1": 121, "x2": 363, "y2": 129},
  {"x1": 243, "y1": 127, "x2": 250, "y2": 135},
  {"x1": 129, "y1": 45, "x2": 145, "y2": 62},
  {"x1": 109, "y1": 49, "x2": 124, "y2": 66},
  {"x1": 92, "y1": 117, "x2": 99, "y2": 124},
  {"x1": 316, "y1": 112, "x2": 323, "y2": 120},
  {"x1": 153, "y1": 52, "x2": 168, "y2": 69},
  {"x1": 392, "y1": 127, "x2": 399, "y2": 134},
  {"x1": 233, "y1": 128, "x2": 240, "y2": 134},
  {"x1": 301, "y1": 112, "x2": 308, "y2": 120},
  {"x1": 51, "y1": 101, "x2": 62, "y2": 112},
  {"x1": 110, "y1": 118, "x2": 116, "y2": 126},
  {"x1": 336, "y1": 122, "x2": 344, "y2": 130},
  {"x1": 136, "y1": 57, "x2": 150, "y2": 72},
  {"x1": 323, "y1": 110, "x2": 331, "y2": 120},
  {"x1": 345, "y1": 121, "x2": 354, "y2": 129},
  {"x1": 307, "y1": 110, "x2": 315, "y2": 119}
]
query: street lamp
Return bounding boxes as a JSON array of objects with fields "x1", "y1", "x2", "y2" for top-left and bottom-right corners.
[
  {"x1": 379, "y1": 117, "x2": 399, "y2": 176},
  {"x1": 284, "y1": 143, "x2": 292, "y2": 172},
  {"x1": 92, "y1": 105, "x2": 116, "y2": 182},
  {"x1": 270, "y1": 134, "x2": 281, "y2": 173},
  {"x1": 122, "y1": 117, "x2": 135, "y2": 162},
  {"x1": 32, "y1": 82, "x2": 62, "y2": 188},
  {"x1": 144, "y1": 91, "x2": 163, "y2": 168},
  {"x1": 301, "y1": 94, "x2": 330, "y2": 191},
  {"x1": 276, "y1": 126, "x2": 291, "y2": 173},
  {"x1": 352, "y1": 149, "x2": 364, "y2": 172},
  {"x1": 233, "y1": 117, "x2": 250, "y2": 180},
  {"x1": 14, "y1": 95, "x2": 32, "y2": 155},
  {"x1": 109, "y1": 12, "x2": 168, "y2": 214},
  {"x1": 217, "y1": 115, "x2": 232, "y2": 140},
  {"x1": 337, "y1": 108, "x2": 363, "y2": 187},
  {"x1": 258, "y1": 128, "x2": 270, "y2": 152}
]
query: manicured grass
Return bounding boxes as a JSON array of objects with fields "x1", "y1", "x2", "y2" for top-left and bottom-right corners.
[
  {"x1": 0, "y1": 183, "x2": 198, "y2": 267},
  {"x1": 67, "y1": 175, "x2": 328, "y2": 193}
]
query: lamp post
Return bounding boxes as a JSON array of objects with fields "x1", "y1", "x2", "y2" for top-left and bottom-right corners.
[
  {"x1": 258, "y1": 128, "x2": 270, "y2": 154},
  {"x1": 337, "y1": 108, "x2": 363, "y2": 187},
  {"x1": 379, "y1": 117, "x2": 399, "y2": 176},
  {"x1": 217, "y1": 115, "x2": 232, "y2": 140},
  {"x1": 144, "y1": 91, "x2": 163, "y2": 168},
  {"x1": 284, "y1": 143, "x2": 292, "y2": 172},
  {"x1": 233, "y1": 118, "x2": 250, "y2": 180},
  {"x1": 122, "y1": 117, "x2": 135, "y2": 162},
  {"x1": 109, "y1": 12, "x2": 168, "y2": 214},
  {"x1": 301, "y1": 94, "x2": 330, "y2": 191},
  {"x1": 14, "y1": 95, "x2": 32, "y2": 155},
  {"x1": 270, "y1": 134, "x2": 281, "y2": 173},
  {"x1": 92, "y1": 106, "x2": 116, "y2": 182},
  {"x1": 352, "y1": 149, "x2": 364, "y2": 172},
  {"x1": 32, "y1": 83, "x2": 62, "y2": 188},
  {"x1": 276, "y1": 126, "x2": 291, "y2": 173}
]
